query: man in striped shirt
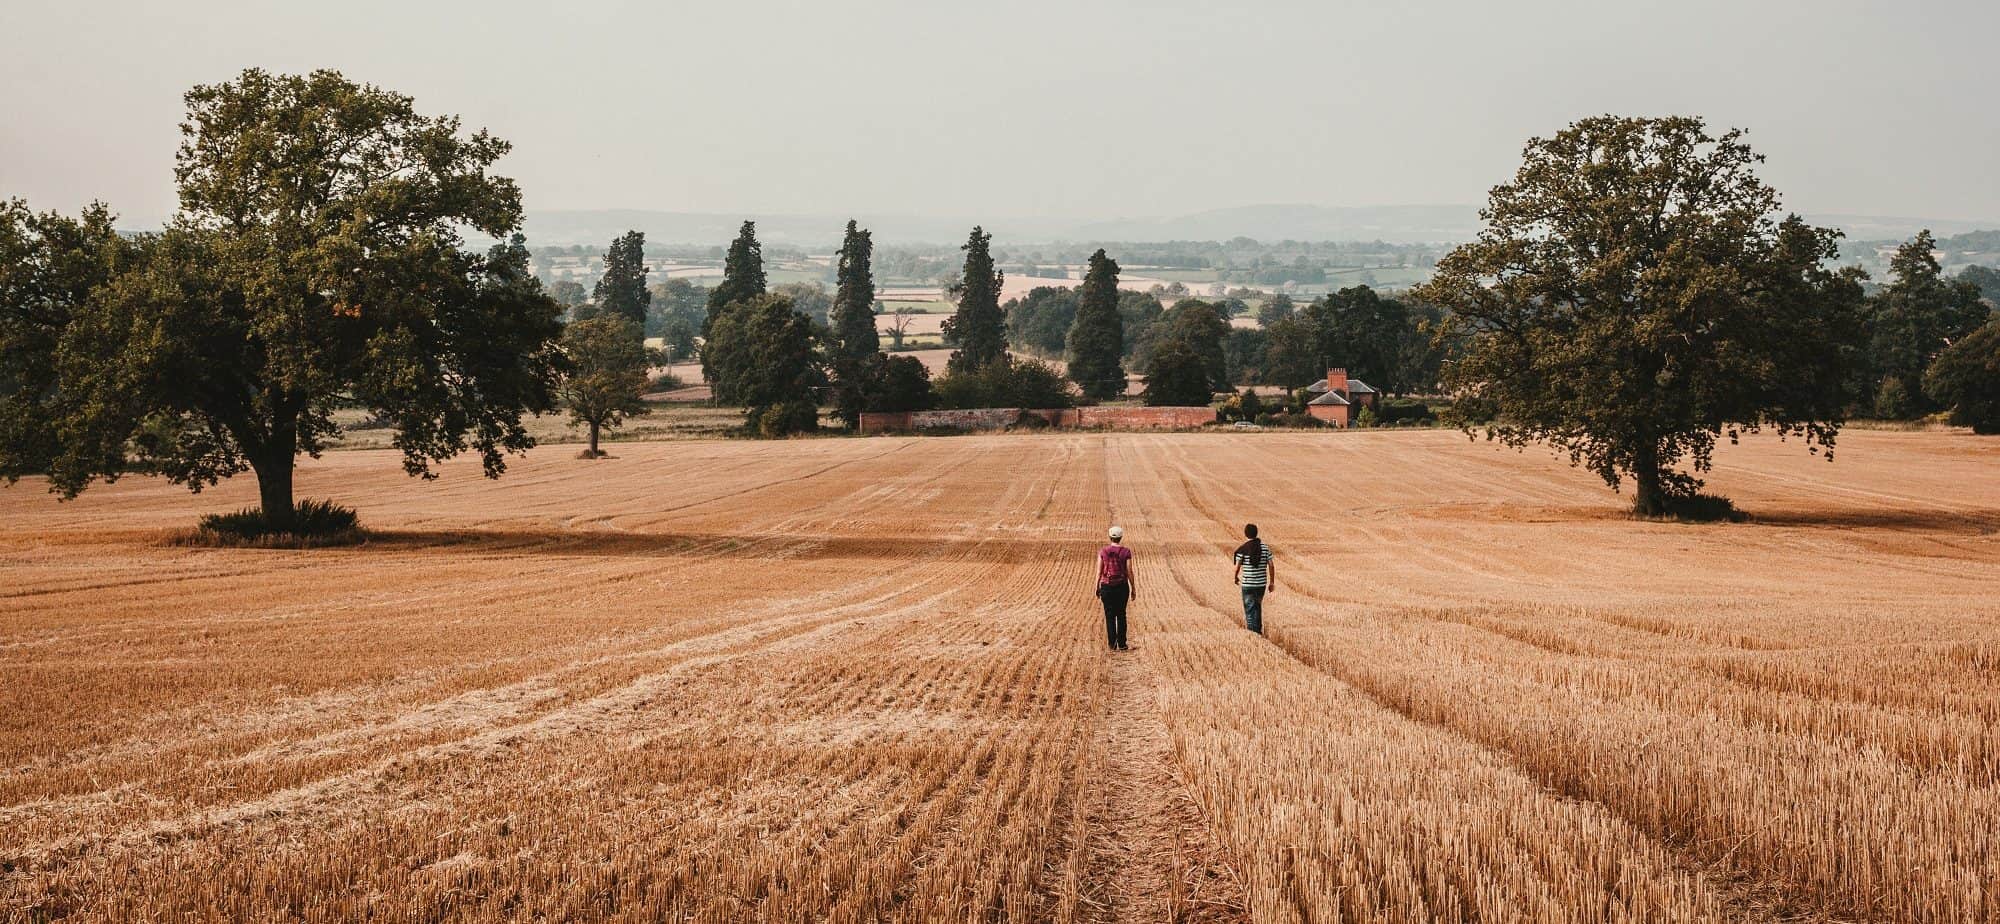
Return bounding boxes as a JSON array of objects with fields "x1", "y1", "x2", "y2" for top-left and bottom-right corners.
[{"x1": 1232, "y1": 523, "x2": 1275, "y2": 634}]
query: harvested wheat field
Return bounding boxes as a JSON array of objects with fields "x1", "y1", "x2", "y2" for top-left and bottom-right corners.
[{"x1": 2, "y1": 430, "x2": 1997, "y2": 923}]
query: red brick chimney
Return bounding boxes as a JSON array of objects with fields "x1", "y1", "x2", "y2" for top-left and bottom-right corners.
[{"x1": 1326, "y1": 367, "x2": 1348, "y2": 396}]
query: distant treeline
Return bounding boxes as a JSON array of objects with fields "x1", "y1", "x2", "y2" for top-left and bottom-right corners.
[{"x1": 530, "y1": 238, "x2": 1445, "y2": 288}]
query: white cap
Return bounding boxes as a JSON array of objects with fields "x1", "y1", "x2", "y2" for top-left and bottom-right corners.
[{"x1": 1108, "y1": 525, "x2": 1124, "y2": 540}]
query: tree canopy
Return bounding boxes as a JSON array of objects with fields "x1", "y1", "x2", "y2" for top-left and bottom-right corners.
[
  {"x1": 704, "y1": 293, "x2": 819, "y2": 436},
  {"x1": 1004, "y1": 286, "x2": 1078, "y2": 357},
  {"x1": 3, "y1": 69, "x2": 563, "y2": 529},
  {"x1": 1308, "y1": 287, "x2": 1404, "y2": 392},
  {"x1": 1416, "y1": 115, "x2": 1868, "y2": 516},
  {"x1": 1142, "y1": 340, "x2": 1216, "y2": 407},
  {"x1": 559, "y1": 314, "x2": 652, "y2": 455},
  {"x1": 1924, "y1": 320, "x2": 2000, "y2": 434},
  {"x1": 1066, "y1": 249, "x2": 1126, "y2": 400},
  {"x1": 943, "y1": 226, "x2": 1007, "y2": 375},
  {"x1": 1149, "y1": 300, "x2": 1231, "y2": 393},
  {"x1": 0, "y1": 200, "x2": 143, "y2": 486},
  {"x1": 648, "y1": 276, "x2": 706, "y2": 361},
  {"x1": 548, "y1": 279, "x2": 587, "y2": 308},
  {"x1": 1260, "y1": 314, "x2": 1321, "y2": 393},
  {"x1": 1866, "y1": 231, "x2": 1990, "y2": 417},
  {"x1": 1959, "y1": 264, "x2": 2000, "y2": 306},
  {"x1": 1256, "y1": 293, "x2": 1295, "y2": 328},
  {"x1": 854, "y1": 352, "x2": 933, "y2": 414},
  {"x1": 773, "y1": 281, "x2": 832, "y2": 326}
]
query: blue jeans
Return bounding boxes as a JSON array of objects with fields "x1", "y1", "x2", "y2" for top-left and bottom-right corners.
[{"x1": 1241, "y1": 586, "x2": 1265, "y2": 634}]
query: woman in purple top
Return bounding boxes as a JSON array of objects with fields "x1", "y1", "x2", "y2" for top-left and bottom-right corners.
[{"x1": 1096, "y1": 525, "x2": 1137, "y2": 651}]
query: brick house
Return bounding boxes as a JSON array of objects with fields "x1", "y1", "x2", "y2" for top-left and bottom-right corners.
[{"x1": 1303, "y1": 367, "x2": 1378, "y2": 427}]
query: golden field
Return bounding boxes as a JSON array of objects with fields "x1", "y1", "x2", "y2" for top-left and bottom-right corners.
[{"x1": 2, "y1": 430, "x2": 1996, "y2": 922}]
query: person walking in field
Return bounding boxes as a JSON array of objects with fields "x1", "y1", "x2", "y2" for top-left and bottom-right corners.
[
  {"x1": 1097, "y1": 526, "x2": 1136, "y2": 651},
  {"x1": 1233, "y1": 523, "x2": 1274, "y2": 634}
]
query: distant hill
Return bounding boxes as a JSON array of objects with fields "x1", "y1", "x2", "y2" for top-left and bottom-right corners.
[
  {"x1": 1067, "y1": 204, "x2": 1483, "y2": 244},
  {"x1": 521, "y1": 205, "x2": 1486, "y2": 247},
  {"x1": 1807, "y1": 214, "x2": 2000, "y2": 243},
  {"x1": 518, "y1": 205, "x2": 1999, "y2": 249},
  {"x1": 521, "y1": 210, "x2": 1041, "y2": 248}
]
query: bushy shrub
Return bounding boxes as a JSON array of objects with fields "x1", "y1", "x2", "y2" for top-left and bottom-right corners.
[
  {"x1": 868, "y1": 354, "x2": 934, "y2": 413},
  {"x1": 1376, "y1": 398, "x2": 1437, "y2": 426},
  {"x1": 1647, "y1": 492, "x2": 1745, "y2": 523},
  {"x1": 931, "y1": 357, "x2": 1077, "y2": 410},
  {"x1": 1240, "y1": 389, "x2": 1265, "y2": 420},
  {"x1": 1872, "y1": 376, "x2": 1913, "y2": 420},
  {"x1": 757, "y1": 400, "x2": 819, "y2": 438},
  {"x1": 196, "y1": 499, "x2": 361, "y2": 544},
  {"x1": 1218, "y1": 389, "x2": 1266, "y2": 422},
  {"x1": 1355, "y1": 406, "x2": 1379, "y2": 428}
]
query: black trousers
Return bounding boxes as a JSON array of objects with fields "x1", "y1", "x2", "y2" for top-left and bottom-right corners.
[{"x1": 1097, "y1": 582, "x2": 1130, "y2": 649}]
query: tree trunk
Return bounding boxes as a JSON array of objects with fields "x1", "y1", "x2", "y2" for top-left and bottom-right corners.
[
  {"x1": 252, "y1": 453, "x2": 297, "y2": 530},
  {"x1": 588, "y1": 420, "x2": 601, "y2": 456},
  {"x1": 247, "y1": 399, "x2": 301, "y2": 529},
  {"x1": 1632, "y1": 438, "x2": 1666, "y2": 517}
]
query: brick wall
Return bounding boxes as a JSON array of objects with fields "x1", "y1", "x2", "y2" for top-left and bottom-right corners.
[
  {"x1": 858, "y1": 406, "x2": 1214, "y2": 434},
  {"x1": 1072, "y1": 406, "x2": 1217, "y2": 428}
]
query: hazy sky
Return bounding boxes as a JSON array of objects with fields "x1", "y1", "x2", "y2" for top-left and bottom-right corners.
[{"x1": 4, "y1": 0, "x2": 1997, "y2": 228}]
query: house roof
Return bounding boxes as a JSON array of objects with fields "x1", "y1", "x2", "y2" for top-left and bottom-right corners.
[
  {"x1": 1307, "y1": 391, "x2": 1350, "y2": 407},
  {"x1": 1307, "y1": 377, "x2": 1378, "y2": 395}
]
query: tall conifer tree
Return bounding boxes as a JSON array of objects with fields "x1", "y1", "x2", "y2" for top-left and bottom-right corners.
[
  {"x1": 943, "y1": 226, "x2": 1006, "y2": 375},
  {"x1": 830, "y1": 220, "x2": 882, "y2": 429},
  {"x1": 706, "y1": 221, "x2": 767, "y2": 323},
  {"x1": 830, "y1": 220, "x2": 878, "y2": 361},
  {"x1": 592, "y1": 230, "x2": 650, "y2": 330},
  {"x1": 702, "y1": 220, "x2": 768, "y2": 393},
  {"x1": 1066, "y1": 249, "x2": 1126, "y2": 400}
]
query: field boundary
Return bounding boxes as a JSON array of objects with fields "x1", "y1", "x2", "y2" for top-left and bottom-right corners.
[{"x1": 860, "y1": 407, "x2": 1215, "y2": 434}]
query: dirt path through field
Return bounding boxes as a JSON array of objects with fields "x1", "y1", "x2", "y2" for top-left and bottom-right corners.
[
  {"x1": 1083, "y1": 435, "x2": 1246, "y2": 923},
  {"x1": 1084, "y1": 653, "x2": 1173, "y2": 922}
]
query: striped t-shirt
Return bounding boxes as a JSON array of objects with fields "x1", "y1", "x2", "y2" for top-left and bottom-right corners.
[{"x1": 1234, "y1": 541, "x2": 1272, "y2": 587}]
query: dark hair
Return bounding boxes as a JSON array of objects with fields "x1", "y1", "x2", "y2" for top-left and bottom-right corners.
[{"x1": 1240, "y1": 523, "x2": 1263, "y2": 563}]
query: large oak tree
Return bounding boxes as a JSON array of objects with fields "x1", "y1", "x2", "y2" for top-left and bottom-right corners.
[
  {"x1": 1417, "y1": 116, "x2": 1867, "y2": 516},
  {"x1": 4, "y1": 69, "x2": 563, "y2": 529},
  {"x1": 559, "y1": 314, "x2": 652, "y2": 456}
]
